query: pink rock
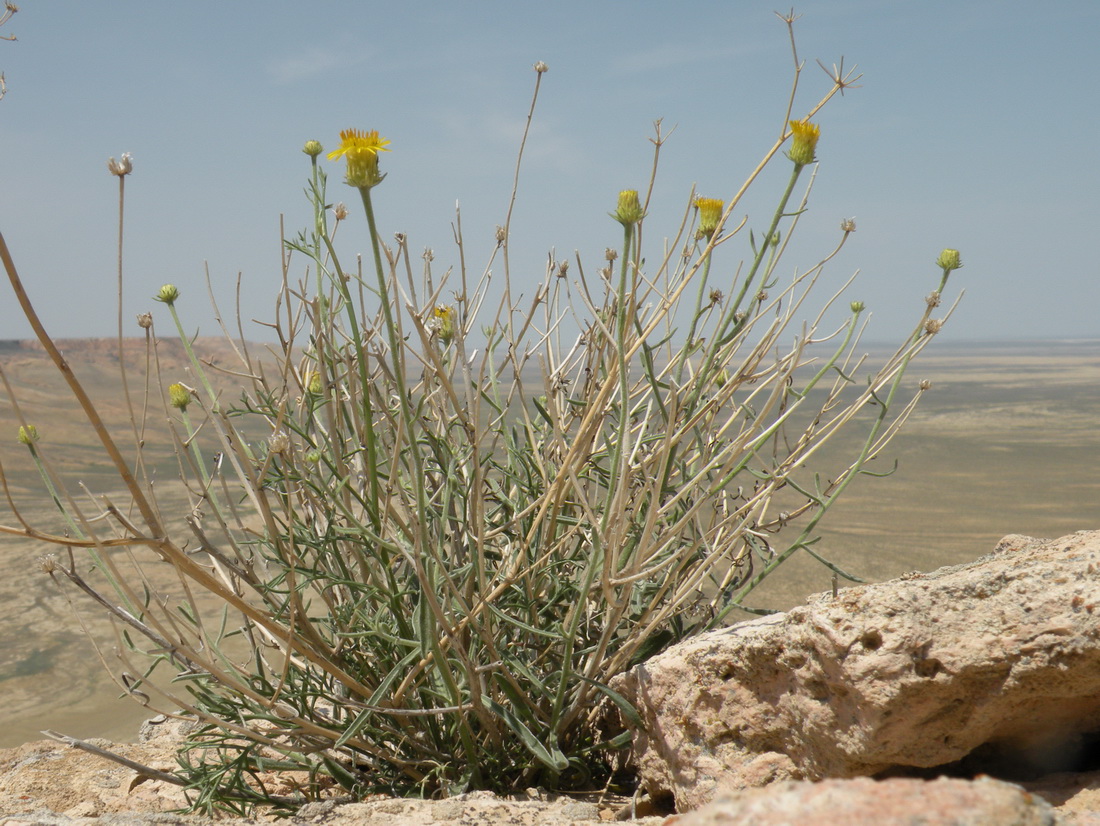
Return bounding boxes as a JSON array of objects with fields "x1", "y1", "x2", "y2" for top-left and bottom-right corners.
[
  {"x1": 667, "y1": 776, "x2": 1065, "y2": 826},
  {"x1": 612, "y1": 531, "x2": 1100, "y2": 811}
]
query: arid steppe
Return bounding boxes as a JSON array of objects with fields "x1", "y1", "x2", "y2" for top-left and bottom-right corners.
[{"x1": 0, "y1": 336, "x2": 1096, "y2": 749}]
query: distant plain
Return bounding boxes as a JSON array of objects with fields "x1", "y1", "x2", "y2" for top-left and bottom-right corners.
[{"x1": 0, "y1": 337, "x2": 1096, "y2": 748}]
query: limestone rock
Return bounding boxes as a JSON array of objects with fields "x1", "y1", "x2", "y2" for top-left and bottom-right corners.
[
  {"x1": 667, "y1": 776, "x2": 1065, "y2": 826},
  {"x1": 613, "y1": 530, "x2": 1100, "y2": 810}
]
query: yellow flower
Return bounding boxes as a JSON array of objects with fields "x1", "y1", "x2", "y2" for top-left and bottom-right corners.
[
  {"x1": 17, "y1": 425, "x2": 39, "y2": 446},
  {"x1": 327, "y1": 128, "x2": 391, "y2": 189},
  {"x1": 787, "y1": 119, "x2": 820, "y2": 166},
  {"x1": 695, "y1": 197, "x2": 724, "y2": 240},
  {"x1": 610, "y1": 190, "x2": 646, "y2": 226},
  {"x1": 168, "y1": 383, "x2": 191, "y2": 411},
  {"x1": 432, "y1": 305, "x2": 455, "y2": 345}
]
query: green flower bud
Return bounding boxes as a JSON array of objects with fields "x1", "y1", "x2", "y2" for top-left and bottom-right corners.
[
  {"x1": 155, "y1": 284, "x2": 179, "y2": 305},
  {"x1": 17, "y1": 425, "x2": 39, "y2": 445},
  {"x1": 303, "y1": 140, "x2": 324, "y2": 158},
  {"x1": 935, "y1": 249, "x2": 962, "y2": 272},
  {"x1": 850, "y1": 301, "x2": 865, "y2": 314},
  {"x1": 610, "y1": 190, "x2": 646, "y2": 226}
]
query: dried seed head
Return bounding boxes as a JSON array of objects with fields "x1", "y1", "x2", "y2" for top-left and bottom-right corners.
[
  {"x1": 333, "y1": 202, "x2": 348, "y2": 221},
  {"x1": 136, "y1": 312, "x2": 153, "y2": 329},
  {"x1": 919, "y1": 379, "x2": 933, "y2": 391},
  {"x1": 840, "y1": 217, "x2": 857, "y2": 233},
  {"x1": 557, "y1": 260, "x2": 569, "y2": 278},
  {"x1": 604, "y1": 247, "x2": 618, "y2": 262},
  {"x1": 107, "y1": 153, "x2": 133, "y2": 177},
  {"x1": 495, "y1": 225, "x2": 507, "y2": 244},
  {"x1": 533, "y1": 61, "x2": 549, "y2": 73},
  {"x1": 756, "y1": 290, "x2": 768, "y2": 303},
  {"x1": 924, "y1": 318, "x2": 944, "y2": 335},
  {"x1": 39, "y1": 554, "x2": 58, "y2": 575},
  {"x1": 423, "y1": 248, "x2": 435, "y2": 262},
  {"x1": 709, "y1": 289, "x2": 724, "y2": 306},
  {"x1": 268, "y1": 431, "x2": 290, "y2": 454},
  {"x1": 926, "y1": 291, "x2": 942, "y2": 308}
]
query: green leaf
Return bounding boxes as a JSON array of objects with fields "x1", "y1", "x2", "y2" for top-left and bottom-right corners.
[
  {"x1": 482, "y1": 696, "x2": 568, "y2": 773},
  {"x1": 575, "y1": 674, "x2": 643, "y2": 729}
]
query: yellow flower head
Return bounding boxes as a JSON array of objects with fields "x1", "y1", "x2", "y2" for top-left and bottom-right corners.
[
  {"x1": 432, "y1": 305, "x2": 455, "y2": 346},
  {"x1": 168, "y1": 383, "x2": 191, "y2": 411},
  {"x1": 787, "y1": 119, "x2": 820, "y2": 166},
  {"x1": 327, "y1": 129, "x2": 391, "y2": 189},
  {"x1": 610, "y1": 190, "x2": 646, "y2": 226},
  {"x1": 17, "y1": 424, "x2": 39, "y2": 446},
  {"x1": 695, "y1": 197, "x2": 724, "y2": 240}
]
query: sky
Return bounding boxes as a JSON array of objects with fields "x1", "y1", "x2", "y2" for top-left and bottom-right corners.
[{"x1": 1, "y1": 1, "x2": 1098, "y2": 347}]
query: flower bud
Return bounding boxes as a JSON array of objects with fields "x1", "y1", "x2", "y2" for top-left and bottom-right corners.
[
  {"x1": 787, "y1": 119, "x2": 820, "y2": 165},
  {"x1": 850, "y1": 300, "x2": 865, "y2": 314},
  {"x1": 17, "y1": 424, "x2": 39, "y2": 445},
  {"x1": 935, "y1": 249, "x2": 962, "y2": 271},
  {"x1": 169, "y1": 383, "x2": 191, "y2": 410},
  {"x1": 155, "y1": 284, "x2": 179, "y2": 305},
  {"x1": 302, "y1": 139, "x2": 323, "y2": 158},
  {"x1": 695, "y1": 197, "x2": 724, "y2": 240},
  {"x1": 307, "y1": 372, "x2": 323, "y2": 395},
  {"x1": 610, "y1": 190, "x2": 646, "y2": 226}
]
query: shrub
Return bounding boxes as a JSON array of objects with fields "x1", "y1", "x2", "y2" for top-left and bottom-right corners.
[{"x1": 0, "y1": 13, "x2": 961, "y2": 814}]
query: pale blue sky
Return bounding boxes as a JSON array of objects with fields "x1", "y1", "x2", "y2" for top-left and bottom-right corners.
[{"x1": 1, "y1": 1, "x2": 1098, "y2": 344}]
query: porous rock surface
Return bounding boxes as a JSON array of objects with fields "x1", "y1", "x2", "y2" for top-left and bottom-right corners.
[
  {"x1": 613, "y1": 530, "x2": 1100, "y2": 811},
  {"x1": 667, "y1": 776, "x2": 1066, "y2": 826}
]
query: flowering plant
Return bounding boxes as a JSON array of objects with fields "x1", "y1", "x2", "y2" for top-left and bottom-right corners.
[{"x1": 0, "y1": 13, "x2": 961, "y2": 813}]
